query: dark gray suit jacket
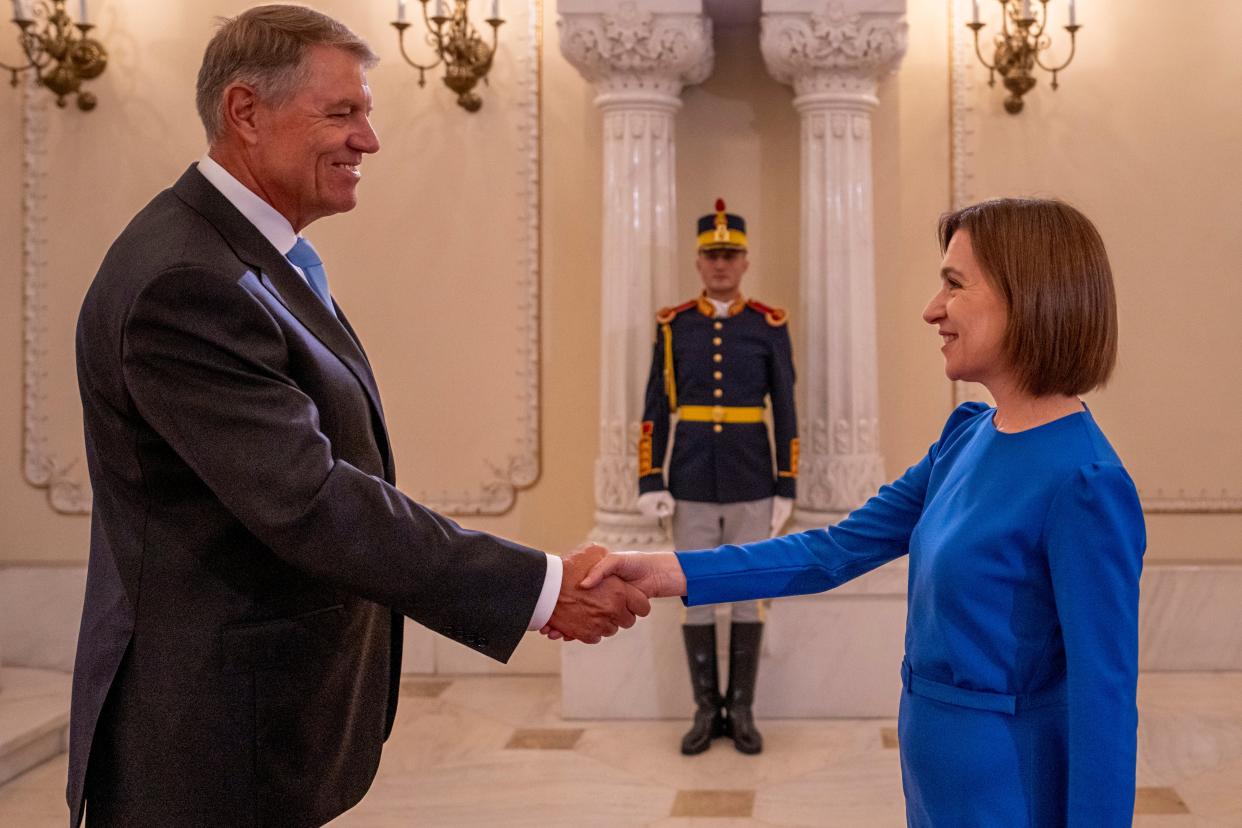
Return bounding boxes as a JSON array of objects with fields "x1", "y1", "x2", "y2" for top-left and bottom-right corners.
[{"x1": 69, "y1": 165, "x2": 547, "y2": 827}]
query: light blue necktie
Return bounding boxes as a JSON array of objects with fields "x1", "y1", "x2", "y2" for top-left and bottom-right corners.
[{"x1": 286, "y1": 237, "x2": 333, "y2": 311}]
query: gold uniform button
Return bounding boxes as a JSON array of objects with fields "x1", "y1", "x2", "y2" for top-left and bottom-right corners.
[
  {"x1": 713, "y1": 424, "x2": 723, "y2": 433},
  {"x1": 713, "y1": 389, "x2": 723, "y2": 398},
  {"x1": 712, "y1": 337, "x2": 722, "y2": 346},
  {"x1": 713, "y1": 321, "x2": 723, "y2": 331},
  {"x1": 713, "y1": 354, "x2": 723, "y2": 363},
  {"x1": 713, "y1": 371, "x2": 723, "y2": 380}
]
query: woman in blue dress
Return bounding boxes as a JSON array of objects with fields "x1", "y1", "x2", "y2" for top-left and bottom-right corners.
[{"x1": 577, "y1": 198, "x2": 1146, "y2": 826}]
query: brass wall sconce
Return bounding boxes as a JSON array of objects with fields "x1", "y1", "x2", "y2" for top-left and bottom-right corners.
[
  {"x1": 392, "y1": 0, "x2": 504, "y2": 113},
  {"x1": 4, "y1": 0, "x2": 107, "y2": 111},
  {"x1": 967, "y1": 0, "x2": 1080, "y2": 114}
]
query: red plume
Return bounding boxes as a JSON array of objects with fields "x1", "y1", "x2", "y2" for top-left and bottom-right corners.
[{"x1": 715, "y1": 198, "x2": 726, "y2": 212}]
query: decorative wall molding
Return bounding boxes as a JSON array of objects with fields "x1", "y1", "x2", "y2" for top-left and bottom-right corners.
[
  {"x1": 948, "y1": 0, "x2": 977, "y2": 212},
  {"x1": 1139, "y1": 493, "x2": 1242, "y2": 514},
  {"x1": 946, "y1": 0, "x2": 1239, "y2": 515},
  {"x1": 395, "y1": 0, "x2": 544, "y2": 516},
  {"x1": 21, "y1": 73, "x2": 92, "y2": 516}
]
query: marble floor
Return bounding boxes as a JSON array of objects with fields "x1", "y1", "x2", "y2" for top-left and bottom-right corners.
[{"x1": 2, "y1": 671, "x2": 1240, "y2": 827}]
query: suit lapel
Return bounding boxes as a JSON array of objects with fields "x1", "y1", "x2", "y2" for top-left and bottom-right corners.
[
  {"x1": 334, "y1": 305, "x2": 395, "y2": 482},
  {"x1": 170, "y1": 165, "x2": 393, "y2": 474}
]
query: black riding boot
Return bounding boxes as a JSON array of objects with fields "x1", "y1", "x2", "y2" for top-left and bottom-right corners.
[
  {"x1": 681, "y1": 624, "x2": 726, "y2": 755},
  {"x1": 725, "y1": 621, "x2": 764, "y2": 755}
]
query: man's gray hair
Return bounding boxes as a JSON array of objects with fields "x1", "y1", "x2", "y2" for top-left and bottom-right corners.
[{"x1": 195, "y1": 4, "x2": 379, "y2": 144}]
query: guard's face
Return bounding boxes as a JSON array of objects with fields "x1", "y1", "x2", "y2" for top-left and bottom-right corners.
[
  {"x1": 923, "y1": 230, "x2": 1010, "y2": 387},
  {"x1": 251, "y1": 45, "x2": 380, "y2": 232},
  {"x1": 696, "y1": 249, "x2": 749, "y2": 301}
]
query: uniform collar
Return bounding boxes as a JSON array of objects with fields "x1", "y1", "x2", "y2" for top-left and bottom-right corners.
[{"x1": 697, "y1": 292, "x2": 746, "y2": 319}]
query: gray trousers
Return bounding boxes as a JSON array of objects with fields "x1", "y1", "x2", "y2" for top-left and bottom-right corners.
[{"x1": 672, "y1": 498, "x2": 772, "y2": 625}]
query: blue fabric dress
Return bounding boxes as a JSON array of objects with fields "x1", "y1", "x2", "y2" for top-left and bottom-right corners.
[{"x1": 676, "y1": 402, "x2": 1146, "y2": 827}]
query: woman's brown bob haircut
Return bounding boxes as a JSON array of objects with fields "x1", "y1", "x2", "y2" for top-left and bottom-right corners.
[
  {"x1": 938, "y1": 198, "x2": 1118, "y2": 397},
  {"x1": 196, "y1": 4, "x2": 379, "y2": 144}
]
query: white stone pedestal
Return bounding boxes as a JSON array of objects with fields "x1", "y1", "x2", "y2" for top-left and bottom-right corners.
[{"x1": 561, "y1": 558, "x2": 909, "y2": 719}]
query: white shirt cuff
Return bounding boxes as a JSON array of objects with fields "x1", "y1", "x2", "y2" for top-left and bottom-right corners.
[{"x1": 527, "y1": 553, "x2": 563, "y2": 630}]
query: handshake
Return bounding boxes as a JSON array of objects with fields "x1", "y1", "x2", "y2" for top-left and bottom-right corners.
[{"x1": 539, "y1": 545, "x2": 687, "y2": 643}]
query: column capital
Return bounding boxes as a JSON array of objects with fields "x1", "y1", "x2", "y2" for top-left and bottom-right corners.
[
  {"x1": 558, "y1": 0, "x2": 713, "y2": 105},
  {"x1": 760, "y1": 0, "x2": 907, "y2": 105}
]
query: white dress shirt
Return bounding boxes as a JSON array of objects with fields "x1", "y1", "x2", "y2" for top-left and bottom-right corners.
[
  {"x1": 195, "y1": 154, "x2": 562, "y2": 630},
  {"x1": 707, "y1": 296, "x2": 735, "y2": 318}
]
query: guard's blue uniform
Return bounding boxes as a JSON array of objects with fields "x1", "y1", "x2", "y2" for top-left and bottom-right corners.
[
  {"x1": 676, "y1": 403, "x2": 1145, "y2": 825},
  {"x1": 638, "y1": 294, "x2": 798, "y2": 503}
]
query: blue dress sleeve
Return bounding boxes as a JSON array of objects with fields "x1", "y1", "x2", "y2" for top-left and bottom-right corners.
[
  {"x1": 677, "y1": 402, "x2": 989, "y2": 606},
  {"x1": 1044, "y1": 462, "x2": 1146, "y2": 826}
]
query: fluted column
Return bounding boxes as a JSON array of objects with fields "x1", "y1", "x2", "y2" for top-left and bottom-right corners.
[
  {"x1": 559, "y1": 1, "x2": 713, "y2": 546},
  {"x1": 760, "y1": 0, "x2": 907, "y2": 529}
]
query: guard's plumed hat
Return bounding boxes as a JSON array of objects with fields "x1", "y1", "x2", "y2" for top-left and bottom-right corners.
[{"x1": 696, "y1": 198, "x2": 747, "y2": 251}]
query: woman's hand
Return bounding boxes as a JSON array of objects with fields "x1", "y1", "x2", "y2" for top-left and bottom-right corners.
[{"x1": 579, "y1": 551, "x2": 687, "y2": 600}]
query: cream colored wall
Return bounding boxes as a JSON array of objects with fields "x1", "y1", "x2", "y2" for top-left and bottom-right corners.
[
  {"x1": 953, "y1": 0, "x2": 1242, "y2": 561},
  {"x1": 1, "y1": 0, "x2": 1237, "y2": 584}
]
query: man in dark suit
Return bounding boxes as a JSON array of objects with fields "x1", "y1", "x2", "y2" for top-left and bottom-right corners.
[{"x1": 68, "y1": 7, "x2": 645, "y2": 827}]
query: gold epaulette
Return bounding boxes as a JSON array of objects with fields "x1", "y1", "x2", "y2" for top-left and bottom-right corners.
[
  {"x1": 656, "y1": 299, "x2": 697, "y2": 324},
  {"x1": 746, "y1": 298, "x2": 789, "y2": 327}
]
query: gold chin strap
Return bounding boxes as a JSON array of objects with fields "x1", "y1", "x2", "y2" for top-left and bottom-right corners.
[{"x1": 662, "y1": 322, "x2": 677, "y2": 409}]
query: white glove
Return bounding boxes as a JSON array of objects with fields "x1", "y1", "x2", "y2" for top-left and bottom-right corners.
[
  {"x1": 770, "y1": 496, "x2": 794, "y2": 536},
  {"x1": 636, "y1": 491, "x2": 676, "y2": 520}
]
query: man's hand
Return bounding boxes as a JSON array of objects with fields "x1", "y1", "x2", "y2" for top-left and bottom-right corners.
[
  {"x1": 636, "y1": 491, "x2": 675, "y2": 519},
  {"x1": 770, "y1": 496, "x2": 794, "y2": 537},
  {"x1": 579, "y1": 551, "x2": 687, "y2": 600},
  {"x1": 541, "y1": 545, "x2": 651, "y2": 643}
]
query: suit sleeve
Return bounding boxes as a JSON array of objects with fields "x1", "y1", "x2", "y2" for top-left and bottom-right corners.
[
  {"x1": 121, "y1": 268, "x2": 547, "y2": 663},
  {"x1": 1044, "y1": 463, "x2": 1145, "y2": 826},
  {"x1": 638, "y1": 322, "x2": 671, "y2": 495},
  {"x1": 768, "y1": 322, "x2": 798, "y2": 498},
  {"x1": 676, "y1": 402, "x2": 985, "y2": 604}
]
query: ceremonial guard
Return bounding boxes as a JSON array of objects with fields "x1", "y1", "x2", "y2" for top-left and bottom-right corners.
[{"x1": 637, "y1": 199, "x2": 798, "y2": 755}]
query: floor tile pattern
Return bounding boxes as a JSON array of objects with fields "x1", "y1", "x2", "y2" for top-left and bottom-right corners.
[
  {"x1": 505, "y1": 728, "x2": 584, "y2": 750},
  {"x1": 670, "y1": 790, "x2": 755, "y2": 818}
]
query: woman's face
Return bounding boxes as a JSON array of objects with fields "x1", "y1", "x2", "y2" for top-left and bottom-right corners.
[{"x1": 922, "y1": 230, "x2": 1010, "y2": 387}]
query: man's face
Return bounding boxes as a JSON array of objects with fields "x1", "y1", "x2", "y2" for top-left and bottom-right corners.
[
  {"x1": 250, "y1": 45, "x2": 380, "y2": 232},
  {"x1": 695, "y1": 249, "x2": 749, "y2": 301}
]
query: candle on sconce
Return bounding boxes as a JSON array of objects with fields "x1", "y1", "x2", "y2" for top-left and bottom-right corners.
[
  {"x1": 1068, "y1": 0, "x2": 1077, "y2": 26},
  {"x1": 491, "y1": 0, "x2": 499, "y2": 19},
  {"x1": 396, "y1": 0, "x2": 405, "y2": 22},
  {"x1": 971, "y1": 0, "x2": 979, "y2": 23},
  {"x1": 10, "y1": 0, "x2": 23, "y2": 21},
  {"x1": 1020, "y1": 0, "x2": 1031, "y2": 18},
  {"x1": 78, "y1": 0, "x2": 88, "y2": 24},
  {"x1": 434, "y1": 0, "x2": 444, "y2": 18}
]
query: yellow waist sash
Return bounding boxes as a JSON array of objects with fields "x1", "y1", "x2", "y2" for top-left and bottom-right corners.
[{"x1": 678, "y1": 405, "x2": 764, "y2": 424}]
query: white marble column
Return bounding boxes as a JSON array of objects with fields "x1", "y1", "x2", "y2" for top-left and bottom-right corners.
[
  {"x1": 760, "y1": 0, "x2": 907, "y2": 528},
  {"x1": 558, "y1": 1, "x2": 713, "y2": 547}
]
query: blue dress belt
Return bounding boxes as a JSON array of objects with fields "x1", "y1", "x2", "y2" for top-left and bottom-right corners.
[{"x1": 901, "y1": 657, "x2": 1067, "y2": 715}]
